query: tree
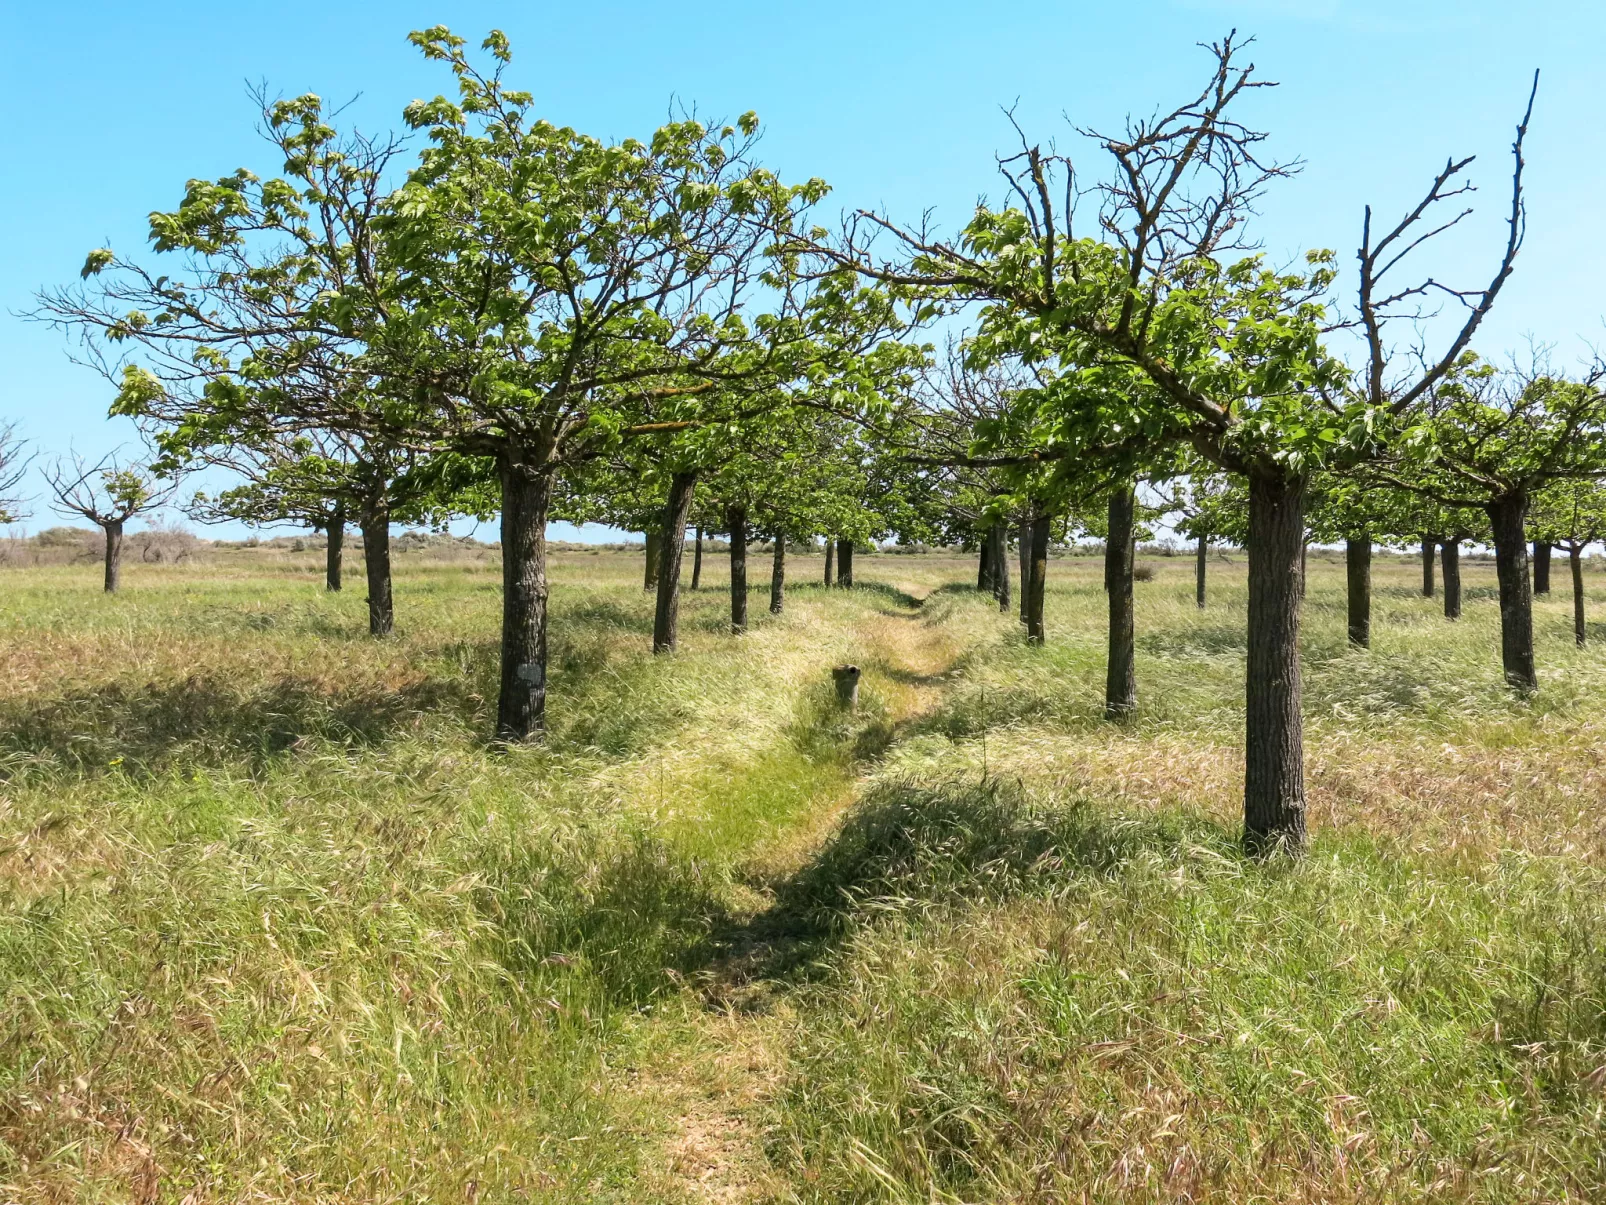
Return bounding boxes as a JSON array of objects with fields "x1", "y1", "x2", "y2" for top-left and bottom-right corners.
[
  {"x1": 44, "y1": 452, "x2": 175, "y2": 592},
  {"x1": 812, "y1": 36, "x2": 1536, "y2": 853},
  {"x1": 1530, "y1": 478, "x2": 1606, "y2": 646},
  {"x1": 1385, "y1": 361, "x2": 1606, "y2": 688}
]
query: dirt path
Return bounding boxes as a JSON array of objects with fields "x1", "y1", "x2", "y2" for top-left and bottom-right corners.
[{"x1": 641, "y1": 583, "x2": 972, "y2": 1203}]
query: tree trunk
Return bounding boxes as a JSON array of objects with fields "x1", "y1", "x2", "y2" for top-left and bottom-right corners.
[
  {"x1": 496, "y1": 457, "x2": 553, "y2": 741},
  {"x1": 837, "y1": 539, "x2": 854, "y2": 588},
  {"x1": 977, "y1": 529, "x2": 991, "y2": 591},
  {"x1": 651, "y1": 472, "x2": 697, "y2": 654},
  {"x1": 325, "y1": 506, "x2": 345, "y2": 592},
  {"x1": 1572, "y1": 544, "x2": 1586, "y2": 647},
  {"x1": 1195, "y1": 534, "x2": 1208, "y2": 609},
  {"x1": 1026, "y1": 510, "x2": 1050, "y2": 645},
  {"x1": 691, "y1": 526, "x2": 703, "y2": 590},
  {"x1": 728, "y1": 504, "x2": 748, "y2": 634},
  {"x1": 102, "y1": 519, "x2": 124, "y2": 593},
  {"x1": 1104, "y1": 485, "x2": 1137, "y2": 718},
  {"x1": 1018, "y1": 517, "x2": 1030, "y2": 624},
  {"x1": 770, "y1": 534, "x2": 786, "y2": 615},
  {"x1": 1345, "y1": 535, "x2": 1371, "y2": 648},
  {"x1": 1441, "y1": 539, "x2": 1463, "y2": 621},
  {"x1": 1244, "y1": 468, "x2": 1307, "y2": 855},
  {"x1": 1488, "y1": 493, "x2": 1537, "y2": 692},
  {"x1": 643, "y1": 531, "x2": 661, "y2": 592},
  {"x1": 990, "y1": 524, "x2": 1010, "y2": 613},
  {"x1": 823, "y1": 538, "x2": 834, "y2": 587},
  {"x1": 1533, "y1": 541, "x2": 1552, "y2": 595},
  {"x1": 360, "y1": 506, "x2": 394, "y2": 637},
  {"x1": 1420, "y1": 540, "x2": 1435, "y2": 597}
]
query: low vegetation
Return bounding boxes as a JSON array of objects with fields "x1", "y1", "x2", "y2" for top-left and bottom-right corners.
[{"x1": 4, "y1": 546, "x2": 1604, "y2": 1203}]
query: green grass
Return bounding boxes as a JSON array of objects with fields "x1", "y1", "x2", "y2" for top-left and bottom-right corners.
[{"x1": 3, "y1": 545, "x2": 1606, "y2": 1201}]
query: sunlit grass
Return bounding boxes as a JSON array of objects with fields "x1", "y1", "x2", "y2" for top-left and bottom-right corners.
[{"x1": 3, "y1": 545, "x2": 1606, "y2": 1201}]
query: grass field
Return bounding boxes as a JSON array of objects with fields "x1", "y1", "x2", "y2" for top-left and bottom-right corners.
[{"x1": 3, "y1": 544, "x2": 1606, "y2": 1203}]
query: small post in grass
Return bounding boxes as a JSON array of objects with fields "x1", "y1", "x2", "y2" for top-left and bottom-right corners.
[{"x1": 832, "y1": 664, "x2": 861, "y2": 710}]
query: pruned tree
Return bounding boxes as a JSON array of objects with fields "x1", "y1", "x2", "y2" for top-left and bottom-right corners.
[
  {"x1": 1528, "y1": 478, "x2": 1606, "y2": 646},
  {"x1": 805, "y1": 34, "x2": 1537, "y2": 852},
  {"x1": 44, "y1": 452, "x2": 176, "y2": 592}
]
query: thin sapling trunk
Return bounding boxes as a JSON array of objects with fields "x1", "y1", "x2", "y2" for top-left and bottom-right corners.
[
  {"x1": 1196, "y1": 533, "x2": 1207, "y2": 609},
  {"x1": 1572, "y1": 543, "x2": 1586, "y2": 646},
  {"x1": 1026, "y1": 511, "x2": 1050, "y2": 645},
  {"x1": 691, "y1": 526, "x2": 703, "y2": 590},
  {"x1": 823, "y1": 538, "x2": 834, "y2": 587},
  {"x1": 770, "y1": 534, "x2": 785, "y2": 615}
]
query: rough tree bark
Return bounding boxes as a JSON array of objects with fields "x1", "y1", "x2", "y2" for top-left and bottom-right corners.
[
  {"x1": 1441, "y1": 539, "x2": 1463, "y2": 621},
  {"x1": 1026, "y1": 510, "x2": 1050, "y2": 645},
  {"x1": 770, "y1": 534, "x2": 786, "y2": 615},
  {"x1": 1571, "y1": 544, "x2": 1586, "y2": 646},
  {"x1": 1488, "y1": 493, "x2": 1537, "y2": 691},
  {"x1": 823, "y1": 538, "x2": 834, "y2": 588},
  {"x1": 102, "y1": 519, "x2": 124, "y2": 594},
  {"x1": 1104, "y1": 485, "x2": 1137, "y2": 718},
  {"x1": 496, "y1": 456, "x2": 553, "y2": 741},
  {"x1": 1421, "y1": 541, "x2": 1435, "y2": 598},
  {"x1": 643, "y1": 531, "x2": 662, "y2": 592},
  {"x1": 1196, "y1": 534, "x2": 1208, "y2": 609},
  {"x1": 1244, "y1": 468, "x2": 1307, "y2": 855},
  {"x1": 837, "y1": 539, "x2": 854, "y2": 588},
  {"x1": 1533, "y1": 541, "x2": 1552, "y2": 596},
  {"x1": 1345, "y1": 536, "x2": 1372, "y2": 648},
  {"x1": 325, "y1": 504, "x2": 345, "y2": 592},
  {"x1": 728, "y1": 504, "x2": 749, "y2": 634},
  {"x1": 651, "y1": 472, "x2": 697, "y2": 654},
  {"x1": 989, "y1": 524, "x2": 1010, "y2": 613},
  {"x1": 360, "y1": 505, "x2": 393, "y2": 637},
  {"x1": 691, "y1": 526, "x2": 703, "y2": 590}
]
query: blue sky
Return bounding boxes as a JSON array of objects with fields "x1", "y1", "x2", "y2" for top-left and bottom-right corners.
[{"x1": 3, "y1": 0, "x2": 1601, "y2": 540}]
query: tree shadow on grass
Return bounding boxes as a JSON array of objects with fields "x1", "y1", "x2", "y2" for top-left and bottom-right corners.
[
  {"x1": 704, "y1": 777, "x2": 1228, "y2": 996},
  {"x1": 0, "y1": 672, "x2": 485, "y2": 779}
]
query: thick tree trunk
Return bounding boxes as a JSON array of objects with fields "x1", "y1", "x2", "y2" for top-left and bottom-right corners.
[
  {"x1": 1019, "y1": 517, "x2": 1030, "y2": 624},
  {"x1": 1195, "y1": 534, "x2": 1208, "y2": 609},
  {"x1": 770, "y1": 534, "x2": 786, "y2": 615},
  {"x1": 837, "y1": 539, "x2": 854, "y2": 588},
  {"x1": 1104, "y1": 485, "x2": 1137, "y2": 718},
  {"x1": 990, "y1": 524, "x2": 1010, "y2": 612},
  {"x1": 1421, "y1": 540, "x2": 1435, "y2": 597},
  {"x1": 102, "y1": 519, "x2": 123, "y2": 594},
  {"x1": 643, "y1": 531, "x2": 661, "y2": 592},
  {"x1": 1533, "y1": 541, "x2": 1552, "y2": 596},
  {"x1": 1572, "y1": 544, "x2": 1586, "y2": 647},
  {"x1": 1345, "y1": 535, "x2": 1372, "y2": 648},
  {"x1": 325, "y1": 506, "x2": 345, "y2": 592},
  {"x1": 1026, "y1": 510, "x2": 1050, "y2": 645},
  {"x1": 691, "y1": 526, "x2": 703, "y2": 590},
  {"x1": 1244, "y1": 469, "x2": 1308, "y2": 855},
  {"x1": 496, "y1": 458, "x2": 553, "y2": 741},
  {"x1": 360, "y1": 507, "x2": 394, "y2": 637},
  {"x1": 728, "y1": 504, "x2": 748, "y2": 634},
  {"x1": 1488, "y1": 494, "x2": 1537, "y2": 692},
  {"x1": 823, "y1": 538, "x2": 834, "y2": 587},
  {"x1": 651, "y1": 472, "x2": 697, "y2": 654},
  {"x1": 1441, "y1": 539, "x2": 1463, "y2": 620}
]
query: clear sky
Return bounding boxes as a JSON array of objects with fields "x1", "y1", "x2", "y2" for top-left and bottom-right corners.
[{"x1": 3, "y1": 0, "x2": 1601, "y2": 540}]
